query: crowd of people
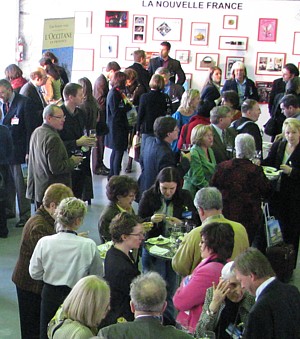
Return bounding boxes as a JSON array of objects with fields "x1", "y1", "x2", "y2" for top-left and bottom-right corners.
[{"x1": 2, "y1": 43, "x2": 300, "y2": 339}]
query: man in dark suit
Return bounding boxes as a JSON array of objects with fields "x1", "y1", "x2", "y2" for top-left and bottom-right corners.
[
  {"x1": 268, "y1": 63, "x2": 299, "y2": 116},
  {"x1": 148, "y1": 41, "x2": 186, "y2": 86},
  {"x1": 210, "y1": 105, "x2": 237, "y2": 163},
  {"x1": 98, "y1": 272, "x2": 193, "y2": 339},
  {"x1": 0, "y1": 79, "x2": 36, "y2": 227},
  {"x1": 93, "y1": 61, "x2": 121, "y2": 176},
  {"x1": 20, "y1": 69, "x2": 48, "y2": 128},
  {"x1": 127, "y1": 50, "x2": 150, "y2": 92},
  {"x1": 138, "y1": 116, "x2": 190, "y2": 199},
  {"x1": 234, "y1": 248, "x2": 300, "y2": 339}
]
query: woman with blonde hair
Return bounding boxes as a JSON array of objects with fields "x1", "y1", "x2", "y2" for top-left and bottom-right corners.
[
  {"x1": 183, "y1": 124, "x2": 216, "y2": 198},
  {"x1": 29, "y1": 197, "x2": 103, "y2": 339},
  {"x1": 263, "y1": 117, "x2": 300, "y2": 264},
  {"x1": 48, "y1": 275, "x2": 110, "y2": 338}
]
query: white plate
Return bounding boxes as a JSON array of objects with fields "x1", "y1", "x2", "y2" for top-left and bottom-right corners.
[
  {"x1": 146, "y1": 236, "x2": 170, "y2": 245},
  {"x1": 262, "y1": 166, "x2": 277, "y2": 174}
]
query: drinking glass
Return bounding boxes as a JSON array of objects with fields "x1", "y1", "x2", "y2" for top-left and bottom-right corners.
[
  {"x1": 89, "y1": 129, "x2": 96, "y2": 138},
  {"x1": 73, "y1": 150, "x2": 83, "y2": 170}
]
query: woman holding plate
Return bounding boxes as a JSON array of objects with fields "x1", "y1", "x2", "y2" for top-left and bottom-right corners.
[
  {"x1": 138, "y1": 167, "x2": 199, "y2": 326},
  {"x1": 262, "y1": 117, "x2": 300, "y2": 265}
]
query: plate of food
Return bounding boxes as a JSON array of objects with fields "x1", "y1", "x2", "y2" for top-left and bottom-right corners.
[
  {"x1": 262, "y1": 166, "x2": 282, "y2": 179},
  {"x1": 146, "y1": 235, "x2": 170, "y2": 245}
]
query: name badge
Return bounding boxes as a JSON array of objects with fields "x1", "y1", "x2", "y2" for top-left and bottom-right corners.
[{"x1": 11, "y1": 116, "x2": 20, "y2": 125}]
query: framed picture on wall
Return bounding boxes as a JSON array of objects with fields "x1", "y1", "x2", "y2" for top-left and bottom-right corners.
[
  {"x1": 255, "y1": 52, "x2": 286, "y2": 76},
  {"x1": 225, "y1": 56, "x2": 245, "y2": 79},
  {"x1": 152, "y1": 17, "x2": 182, "y2": 41},
  {"x1": 257, "y1": 18, "x2": 277, "y2": 42},
  {"x1": 256, "y1": 81, "x2": 273, "y2": 104},
  {"x1": 223, "y1": 15, "x2": 238, "y2": 29},
  {"x1": 74, "y1": 11, "x2": 93, "y2": 34},
  {"x1": 145, "y1": 51, "x2": 160, "y2": 68},
  {"x1": 293, "y1": 32, "x2": 300, "y2": 55},
  {"x1": 105, "y1": 11, "x2": 128, "y2": 28},
  {"x1": 190, "y1": 22, "x2": 209, "y2": 46},
  {"x1": 219, "y1": 36, "x2": 248, "y2": 50},
  {"x1": 72, "y1": 48, "x2": 94, "y2": 71},
  {"x1": 175, "y1": 50, "x2": 190, "y2": 64},
  {"x1": 195, "y1": 53, "x2": 219, "y2": 70},
  {"x1": 132, "y1": 14, "x2": 147, "y2": 43},
  {"x1": 125, "y1": 47, "x2": 140, "y2": 61},
  {"x1": 100, "y1": 35, "x2": 119, "y2": 58}
]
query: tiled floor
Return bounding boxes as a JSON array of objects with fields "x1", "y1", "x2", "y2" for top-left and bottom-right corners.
[{"x1": 0, "y1": 153, "x2": 299, "y2": 338}]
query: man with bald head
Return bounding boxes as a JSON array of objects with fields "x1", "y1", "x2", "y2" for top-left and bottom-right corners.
[{"x1": 26, "y1": 104, "x2": 81, "y2": 208}]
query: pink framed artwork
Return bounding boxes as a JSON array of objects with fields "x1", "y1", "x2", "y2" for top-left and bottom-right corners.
[
  {"x1": 258, "y1": 18, "x2": 277, "y2": 42},
  {"x1": 132, "y1": 14, "x2": 147, "y2": 43},
  {"x1": 219, "y1": 36, "x2": 248, "y2": 51},
  {"x1": 152, "y1": 17, "x2": 182, "y2": 41},
  {"x1": 74, "y1": 11, "x2": 93, "y2": 34},
  {"x1": 223, "y1": 15, "x2": 238, "y2": 30},
  {"x1": 293, "y1": 32, "x2": 300, "y2": 55},
  {"x1": 195, "y1": 53, "x2": 219, "y2": 70},
  {"x1": 175, "y1": 50, "x2": 190, "y2": 64},
  {"x1": 190, "y1": 22, "x2": 209, "y2": 46},
  {"x1": 72, "y1": 49, "x2": 94, "y2": 71},
  {"x1": 105, "y1": 11, "x2": 128, "y2": 28},
  {"x1": 100, "y1": 35, "x2": 118, "y2": 58},
  {"x1": 255, "y1": 52, "x2": 286, "y2": 76}
]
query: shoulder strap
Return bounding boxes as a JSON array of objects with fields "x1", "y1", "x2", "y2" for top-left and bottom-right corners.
[{"x1": 236, "y1": 120, "x2": 255, "y2": 131}]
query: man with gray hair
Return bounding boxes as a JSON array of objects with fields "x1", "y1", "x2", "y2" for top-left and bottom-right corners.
[
  {"x1": 234, "y1": 248, "x2": 300, "y2": 339},
  {"x1": 172, "y1": 187, "x2": 249, "y2": 276},
  {"x1": 127, "y1": 50, "x2": 150, "y2": 92},
  {"x1": 98, "y1": 272, "x2": 193, "y2": 339},
  {"x1": 210, "y1": 105, "x2": 237, "y2": 163},
  {"x1": 26, "y1": 104, "x2": 81, "y2": 207}
]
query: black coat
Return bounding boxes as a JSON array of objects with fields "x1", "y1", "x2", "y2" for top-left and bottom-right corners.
[
  {"x1": 268, "y1": 77, "x2": 285, "y2": 114},
  {"x1": 148, "y1": 56, "x2": 186, "y2": 85},
  {"x1": 105, "y1": 87, "x2": 131, "y2": 151},
  {"x1": 197, "y1": 83, "x2": 221, "y2": 118},
  {"x1": 138, "y1": 186, "x2": 200, "y2": 238},
  {"x1": 222, "y1": 78, "x2": 259, "y2": 106},
  {"x1": 127, "y1": 62, "x2": 151, "y2": 92}
]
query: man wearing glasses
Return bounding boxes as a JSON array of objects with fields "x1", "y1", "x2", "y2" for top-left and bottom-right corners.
[{"x1": 26, "y1": 104, "x2": 82, "y2": 208}]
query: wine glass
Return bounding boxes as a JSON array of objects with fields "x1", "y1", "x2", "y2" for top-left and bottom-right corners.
[
  {"x1": 89, "y1": 129, "x2": 96, "y2": 138},
  {"x1": 73, "y1": 150, "x2": 83, "y2": 170}
]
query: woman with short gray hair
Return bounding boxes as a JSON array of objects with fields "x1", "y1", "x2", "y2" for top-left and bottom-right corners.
[{"x1": 211, "y1": 133, "x2": 272, "y2": 245}]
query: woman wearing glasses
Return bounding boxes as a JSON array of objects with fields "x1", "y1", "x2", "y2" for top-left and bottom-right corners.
[{"x1": 102, "y1": 212, "x2": 143, "y2": 327}]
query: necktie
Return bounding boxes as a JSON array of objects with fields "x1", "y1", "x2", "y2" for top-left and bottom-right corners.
[
  {"x1": 3, "y1": 102, "x2": 9, "y2": 116},
  {"x1": 38, "y1": 87, "x2": 47, "y2": 107}
]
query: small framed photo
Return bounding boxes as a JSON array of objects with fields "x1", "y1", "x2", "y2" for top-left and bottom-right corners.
[
  {"x1": 225, "y1": 56, "x2": 245, "y2": 79},
  {"x1": 256, "y1": 81, "x2": 273, "y2": 104},
  {"x1": 255, "y1": 52, "x2": 286, "y2": 76},
  {"x1": 72, "y1": 48, "x2": 94, "y2": 71},
  {"x1": 105, "y1": 11, "x2": 128, "y2": 28},
  {"x1": 258, "y1": 18, "x2": 278, "y2": 42},
  {"x1": 100, "y1": 35, "x2": 119, "y2": 58},
  {"x1": 223, "y1": 15, "x2": 238, "y2": 30},
  {"x1": 195, "y1": 53, "x2": 219, "y2": 71},
  {"x1": 152, "y1": 17, "x2": 182, "y2": 41},
  {"x1": 132, "y1": 15, "x2": 147, "y2": 43},
  {"x1": 219, "y1": 36, "x2": 248, "y2": 51},
  {"x1": 190, "y1": 22, "x2": 209, "y2": 46},
  {"x1": 175, "y1": 50, "x2": 190, "y2": 64},
  {"x1": 74, "y1": 11, "x2": 93, "y2": 34},
  {"x1": 183, "y1": 73, "x2": 192, "y2": 91},
  {"x1": 293, "y1": 32, "x2": 300, "y2": 55},
  {"x1": 125, "y1": 47, "x2": 140, "y2": 61}
]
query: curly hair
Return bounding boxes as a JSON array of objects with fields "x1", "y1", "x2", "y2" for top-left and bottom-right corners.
[
  {"x1": 55, "y1": 197, "x2": 87, "y2": 232},
  {"x1": 109, "y1": 212, "x2": 142, "y2": 243},
  {"x1": 106, "y1": 175, "x2": 138, "y2": 203}
]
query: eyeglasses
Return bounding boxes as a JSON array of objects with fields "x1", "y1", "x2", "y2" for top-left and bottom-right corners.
[
  {"x1": 127, "y1": 232, "x2": 145, "y2": 238},
  {"x1": 51, "y1": 115, "x2": 66, "y2": 120}
]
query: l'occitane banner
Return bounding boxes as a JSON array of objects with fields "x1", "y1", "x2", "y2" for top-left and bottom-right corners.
[{"x1": 42, "y1": 17, "x2": 75, "y2": 81}]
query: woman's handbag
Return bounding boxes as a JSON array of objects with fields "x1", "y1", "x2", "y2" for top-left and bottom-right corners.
[
  {"x1": 127, "y1": 106, "x2": 138, "y2": 126},
  {"x1": 128, "y1": 134, "x2": 141, "y2": 161},
  {"x1": 200, "y1": 56, "x2": 215, "y2": 68}
]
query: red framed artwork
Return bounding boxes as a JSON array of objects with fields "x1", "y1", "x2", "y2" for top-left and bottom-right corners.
[
  {"x1": 225, "y1": 56, "x2": 245, "y2": 79},
  {"x1": 100, "y1": 35, "x2": 119, "y2": 58},
  {"x1": 256, "y1": 81, "x2": 273, "y2": 104},
  {"x1": 255, "y1": 52, "x2": 286, "y2": 76},
  {"x1": 223, "y1": 15, "x2": 238, "y2": 30},
  {"x1": 293, "y1": 32, "x2": 300, "y2": 55},
  {"x1": 258, "y1": 18, "x2": 277, "y2": 42},
  {"x1": 132, "y1": 14, "x2": 147, "y2": 43},
  {"x1": 195, "y1": 53, "x2": 219, "y2": 70},
  {"x1": 152, "y1": 17, "x2": 182, "y2": 41},
  {"x1": 190, "y1": 22, "x2": 209, "y2": 46},
  {"x1": 105, "y1": 11, "x2": 128, "y2": 28},
  {"x1": 125, "y1": 47, "x2": 140, "y2": 61},
  {"x1": 219, "y1": 36, "x2": 248, "y2": 50},
  {"x1": 74, "y1": 11, "x2": 93, "y2": 34},
  {"x1": 175, "y1": 50, "x2": 190, "y2": 64}
]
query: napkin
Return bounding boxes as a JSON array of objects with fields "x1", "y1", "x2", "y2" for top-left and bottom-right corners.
[{"x1": 149, "y1": 245, "x2": 169, "y2": 256}]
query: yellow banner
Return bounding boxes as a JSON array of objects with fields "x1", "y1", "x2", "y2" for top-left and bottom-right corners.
[{"x1": 43, "y1": 17, "x2": 74, "y2": 49}]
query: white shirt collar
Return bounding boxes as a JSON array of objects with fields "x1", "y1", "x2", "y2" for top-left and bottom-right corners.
[{"x1": 255, "y1": 276, "x2": 275, "y2": 301}]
